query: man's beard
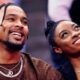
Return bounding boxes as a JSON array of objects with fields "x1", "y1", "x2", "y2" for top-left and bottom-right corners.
[{"x1": 2, "y1": 40, "x2": 24, "y2": 51}]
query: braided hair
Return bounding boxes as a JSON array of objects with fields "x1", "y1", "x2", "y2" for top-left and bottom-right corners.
[{"x1": 0, "y1": 3, "x2": 20, "y2": 26}]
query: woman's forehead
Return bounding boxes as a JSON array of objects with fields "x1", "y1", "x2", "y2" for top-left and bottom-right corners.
[{"x1": 55, "y1": 21, "x2": 76, "y2": 33}]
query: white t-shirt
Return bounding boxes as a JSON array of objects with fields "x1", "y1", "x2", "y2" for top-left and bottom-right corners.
[{"x1": 48, "y1": 0, "x2": 73, "y2": 21}]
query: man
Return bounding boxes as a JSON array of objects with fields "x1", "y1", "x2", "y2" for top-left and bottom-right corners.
[{"x1": 0, "y1": 3, "x2": 63, "y2": 80}]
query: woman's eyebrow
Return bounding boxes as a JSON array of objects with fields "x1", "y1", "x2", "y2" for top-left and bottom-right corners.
[
  {"x1": 59, "y1": 29, "x2": 69, "y2": 37},
  {"x1": 59, "y1": 30, "x2": 67, "y2": 35},
  {"x1": 71, "y1": 24, "x2": 77, "y2": 27}
]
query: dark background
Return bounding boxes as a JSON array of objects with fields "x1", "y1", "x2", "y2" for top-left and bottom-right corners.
[{"x1": 20, "y1": 0, "x2": 53, "y2": 65}]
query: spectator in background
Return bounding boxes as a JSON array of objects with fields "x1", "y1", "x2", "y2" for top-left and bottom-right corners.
[
  {"x1": 45, "y1": 20, "x2": 80, "y2": 80},
  {"x1": 48, "y1": 0, "x2": 80, "y2": 25}
]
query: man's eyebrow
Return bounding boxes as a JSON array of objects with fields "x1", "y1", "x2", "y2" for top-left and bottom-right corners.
[
  {"x1": 5, "y1": 14, "x2": 17, "y2": 17},
  {"x1": 23, "y1": 17, "x2": 28, "y2": 21},
  {"x1": 5, "y1": 13, "x2": 28, "y2": 21},
  {"x1": 5, "y1": 14, "x2": 28, "y2": 19}
]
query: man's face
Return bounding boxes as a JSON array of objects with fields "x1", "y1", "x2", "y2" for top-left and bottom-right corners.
[
  {"x1": 0, "y1": 5, "x2": 29, "y2": 51},
  {"x1": 54, "y1": 21, "x2": 80, "y2": 54}
]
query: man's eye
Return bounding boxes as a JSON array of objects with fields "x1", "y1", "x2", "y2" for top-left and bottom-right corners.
[
  {"x1": 60, "y1": 32, "x2": 68, "y2": 39},
  {"x1": 22, "y1": 20, "x2": 28, "y2": 25},
  {"x1": 6, "y1": 18, "x2": 15, "y2": 22}
]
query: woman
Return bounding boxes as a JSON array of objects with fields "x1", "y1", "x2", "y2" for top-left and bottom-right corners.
[{"x1": 45, "y1": 20, "x2": 80, "y2": 80}]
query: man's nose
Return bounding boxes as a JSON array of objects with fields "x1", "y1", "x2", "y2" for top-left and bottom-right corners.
[{"x1": 15, "y1": 21, "x2": 23, "y2": 29}]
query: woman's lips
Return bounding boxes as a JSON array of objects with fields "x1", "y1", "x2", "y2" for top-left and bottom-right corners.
[{"x1": 73, "y1": 38, "x2": 80, "y2": 44}]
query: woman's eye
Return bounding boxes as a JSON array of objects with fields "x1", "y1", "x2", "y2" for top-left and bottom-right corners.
[
  {"x1": 60, "y1": 32, "x2": 68, "y2": 39},
  {"x1": 74, "y1": 25, "x2": 80, "y2": 31}
]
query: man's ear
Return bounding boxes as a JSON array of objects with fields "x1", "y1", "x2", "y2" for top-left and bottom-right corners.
[{"x1": 53, "y1": 47, "x2": 62, "y2": 54}]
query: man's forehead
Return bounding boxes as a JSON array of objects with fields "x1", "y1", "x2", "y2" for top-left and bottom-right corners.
[
  {"x1": 0, "y1": 4, "x2": 27, "y2": 24},
  {"x1": 2, "y1": 5, "x2": 26, "y2": 17},
  {"x1": 6, "y1": 5, "x2": 26, "y2": 14}
]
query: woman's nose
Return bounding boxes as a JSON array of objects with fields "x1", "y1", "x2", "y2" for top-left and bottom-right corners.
[{"x1": 72, "y1": 31, "x2": 80, "y2": 39}]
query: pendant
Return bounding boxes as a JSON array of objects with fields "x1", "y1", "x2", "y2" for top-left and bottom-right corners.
[
  {"x1": 0, "y1": 57, "x2": 23, "y2": 78},
  {"x1": 7, "y1": 70, "x2": 13, "y2": 77}
]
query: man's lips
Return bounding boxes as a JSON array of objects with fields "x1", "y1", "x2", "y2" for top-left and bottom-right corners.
[
  {"x1": 9, "y1": 31, "x2": 24, "y2": 37},
  {"x1": 11, "y1": 32, "x2": 21, "y2": 37}
]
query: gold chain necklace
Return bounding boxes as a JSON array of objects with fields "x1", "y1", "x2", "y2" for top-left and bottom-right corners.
[{"x1": 0, "y1": 57, "x2": 23, "y2": 78}]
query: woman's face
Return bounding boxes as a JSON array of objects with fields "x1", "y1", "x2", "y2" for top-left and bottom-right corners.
[{"x1": 54, "y1": 21, "x2": 80, "y2": 54}]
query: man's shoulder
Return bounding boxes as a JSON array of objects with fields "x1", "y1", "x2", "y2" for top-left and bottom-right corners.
[
  {"x1": 22, "y1": 53, "x2": 63, "y2": 80},
  {"x1": 22, "y1": 53, "x2": 51, "y2": 68}
]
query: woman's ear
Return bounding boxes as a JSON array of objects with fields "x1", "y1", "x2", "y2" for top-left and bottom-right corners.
[{"x1": 53, "y1": 47, "x2": 62, "y2": 54}]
